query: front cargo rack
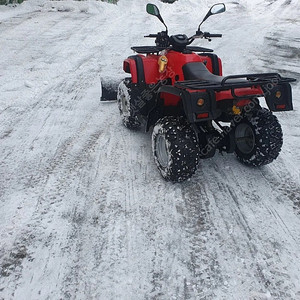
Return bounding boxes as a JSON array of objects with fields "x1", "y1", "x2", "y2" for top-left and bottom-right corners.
[
  {"x1": 131, "y1": 46, "x2": 165, "y2": 54},
  {"x1": 131, "y1": 46, "x2": 214, "y2": 54}
]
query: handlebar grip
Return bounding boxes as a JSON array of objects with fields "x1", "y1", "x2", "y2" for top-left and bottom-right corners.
[
  {"x1": 144, "y1": 34, "x2": 158, "y2": 38},
  {"x1": 207, "y1": 33, "x2": 222, "y2": 38}
]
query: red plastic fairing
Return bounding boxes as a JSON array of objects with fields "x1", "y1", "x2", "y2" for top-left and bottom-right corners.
[
  {"x1": 142, "y1": 55, "x2": 165, "y2": 83},
  {"x1": 161, "y1": 93, "x2": 181, "y2": 106},
  {"x1": 218, "y1": 58, "x2": 223, "y2": 76},
  {"x1": 124, "y1": 55, "x2": 167, "y2": 84},
  {"x1": 166, "y1": 51, "x2": 204, "y2": 83},
  {"x1": 125, "y1": 52, "x2": 223, "y2": 86},
  {"x1": 236, "y1": 99, "x2": 252, "y2": 107},
  {"x1": 215, "y1": 86, "x2": 264, "y2": 101},
  {"x1": 123, "y1": 58, "x2": 138, "y2": 83},
  {"x1": 123, "y1": 61, "x2": 131, "y2": 73}
]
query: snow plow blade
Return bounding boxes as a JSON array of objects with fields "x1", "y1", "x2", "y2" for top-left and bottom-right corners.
[{"x1": 100, "y1": 79, "x2": 118, "y2": 101}]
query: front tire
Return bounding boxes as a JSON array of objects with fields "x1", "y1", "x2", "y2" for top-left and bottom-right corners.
[
  {"x1": 117, "y1": 79, "x2": 141, "y2": 130},
  {"x1": 234, "y1": 108, "x2": 283, "y2": 166},
  {"x1": 152, "y1": 116, "x2": 200, "y2": 182}
]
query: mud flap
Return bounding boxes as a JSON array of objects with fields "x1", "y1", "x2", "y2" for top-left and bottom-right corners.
[
  {"x1": 263, "y1": 83, "x2": 293, "y2": 111},
  {"x1": 183, "y1": 91, "x2": 220, "y2": 122},
  {"x1": 100, "y1": 79, "x2": 119, "y2": 101}
]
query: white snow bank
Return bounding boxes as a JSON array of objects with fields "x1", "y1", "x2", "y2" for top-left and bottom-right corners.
[
  {"x1": 0, "y1": 0, "x2": 44, "y2": 21},
  {"x1": 0, "y1": 0, "x2": 120, "y2": 21}
]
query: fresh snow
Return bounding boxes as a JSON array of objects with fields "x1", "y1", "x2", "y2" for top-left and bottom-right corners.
[{"x1": 0, "y1": 0, "x2": 299, "y2": 299}]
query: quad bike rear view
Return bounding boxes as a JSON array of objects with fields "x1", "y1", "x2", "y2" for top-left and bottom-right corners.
[{"x1": 111, "y1": 3, "x2": 296, "y2": 182}]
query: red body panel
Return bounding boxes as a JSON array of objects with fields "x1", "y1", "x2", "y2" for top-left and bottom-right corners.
[
  {"x1": 165, "y1": 51, "x2": 204, "y2": 83},
  {"x1": 215, "y1": 86, "x2": 264, "y2": 102},
  {"x1": 218, "y1": 58, "x2": 223, "y2": 76},
  {"x1": 161, "y1": 92, "x2": 181, "y2": 106},
  {"x1": 125, "y1": 51, "x2": 220, "y2": 85},
  {"x1": 124, "y1": 55, "x2": 167, "y2": 84},
  {"x1": 125, "y1": 51, "x2": 263, "y2": 107},
  {"x1": 123, "y1": 59, "x2": 138, "y2": 83}
]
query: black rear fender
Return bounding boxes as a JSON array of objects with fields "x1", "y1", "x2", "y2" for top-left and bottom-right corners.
[
  {"x1": 263, "y1": 82, "x2": 293, "y2": 111},
  {"x1": 146, "y1": 86, "x2": 221, "y2": 130},
  {"x1": 157, "y1": 86, "x2": 221, "y2": 123}
]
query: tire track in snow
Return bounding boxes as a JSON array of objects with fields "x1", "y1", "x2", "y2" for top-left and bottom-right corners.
[
  {"x1": 59, "y1": 108, "x2": 148, "y2": 299},
  {"x1": 180, "y1": 179, "x2": 224, "y2": 299},
  {"x1": 260, "y1": 159, "x2": 300, "y2": 215},
  {"x1": 182, "y1": 155, "x2": 300, "y2": 298},
  {"x1": 0, "y1": 93, "x2": 111, "y2": 298},
  {"x1": 0, "y1": 8, "x2": 119, "y2": 296},
  {"x1": 0, "y1": 85, "x2": 103, "y2": 299},
  {"x1": 0, "y1": 12, "x2": 94, "y2": 141},
  {"x1": 54, "y1": 5, "x2": 175, "y2": 298},
  {"x1": 0, "y1": 4, "x2": 153, "y2": 298}
]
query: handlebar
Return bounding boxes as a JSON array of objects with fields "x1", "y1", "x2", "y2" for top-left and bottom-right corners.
[
  {"x1": 144, "y1": 34, "x2": 158, "y2": 38},
  {"x1": 204, "y1": 32, "x2": 222, "y2": 38},
  {"x1": 143, "y1": 30, "x2": 223, "y2": 50}
]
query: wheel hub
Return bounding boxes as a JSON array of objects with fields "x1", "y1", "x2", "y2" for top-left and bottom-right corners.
[
  {"x1": 235, "y1": 123, "x2": 255, "y2": 154},
  {"x1": 120, "y1": 92, "x2": 129, "y2": 116},
  {"x1": 156, "y1": 134, "x2": 169, "y2": 168}
]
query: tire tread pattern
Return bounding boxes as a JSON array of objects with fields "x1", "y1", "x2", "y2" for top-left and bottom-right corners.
[
  {"x1": 152, "y1": 116, "x2": 200, "y2": 182},
  {"x1": 235, "y1": 108, "x2": 283, "y2": 166}
]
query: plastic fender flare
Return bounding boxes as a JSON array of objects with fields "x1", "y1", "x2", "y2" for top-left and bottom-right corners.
[
  {"x1": 157, "y1": 86, "x2": 190, "y2": 114},
  {"x1": 123, "y1": 55, "x2": 146, "y2": 85},
  {"x1": 146, "y1": 86, "x2": 191, "y2": 131},
  {"x1": 157, "y1": 86, "x2": 220, "y2": 123},
  {"x1": 123, "y1": 58, "x2": 137, "y2": 83},
  {"x1": 157, "y1": 85, "x2": 183, "y2": 97}
]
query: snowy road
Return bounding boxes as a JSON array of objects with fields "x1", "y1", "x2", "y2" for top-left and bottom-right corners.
[{"x1": 0, "y1": 0, "x2": 300, "y2": 299}]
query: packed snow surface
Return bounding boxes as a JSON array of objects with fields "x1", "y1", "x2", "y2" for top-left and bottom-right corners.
[{"x1": 0, "y1": 0, "x2": 299, "y2": 299}]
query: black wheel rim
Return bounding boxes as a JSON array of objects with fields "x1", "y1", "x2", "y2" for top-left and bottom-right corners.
[
  {"x1": 120, "y1": 93, "x2": 129, "y2": 115},
  {"x1": 156, "y1": 134, "x2": 169, "y2": 168},
  {"x1": 235, "y1": 123, "x2": 255, "y2": 154}
]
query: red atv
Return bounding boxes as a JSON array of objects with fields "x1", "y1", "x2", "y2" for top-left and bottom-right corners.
[{"x1": 115, "y1": 3, "x2": 296, "y2": 182}]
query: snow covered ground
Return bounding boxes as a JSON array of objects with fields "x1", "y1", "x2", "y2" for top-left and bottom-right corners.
[{"x1": 0, "y1": 0, "x2": 299, "y2": 299}]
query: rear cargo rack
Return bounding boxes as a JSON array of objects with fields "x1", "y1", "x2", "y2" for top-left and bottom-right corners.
[{"x1": 175, "y1": 73, "x2": 296, "y2": 91}]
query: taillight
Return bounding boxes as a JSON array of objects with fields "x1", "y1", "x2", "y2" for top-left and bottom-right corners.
[{"x1": 196, "y1": 113, "x2": 209, "y2": 119}]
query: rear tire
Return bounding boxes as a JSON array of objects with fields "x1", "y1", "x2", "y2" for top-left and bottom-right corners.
[
  {"x1": 234, "y1": 108, "x2": 283, "y2": 166},
  {"x1": 152, "y1": 116, "x2": 200, "y2": 182},
  {"x1": 117, "y1": 79, "x2": 141, "y2": 130}
]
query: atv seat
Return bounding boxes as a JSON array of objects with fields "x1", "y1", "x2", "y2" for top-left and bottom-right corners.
[
  {"x1": 181, "y1": 62, "x2": 266, "y2": 101},
  {"x1": 183, "y1": 62, "x2": 245, "y2": 84}
]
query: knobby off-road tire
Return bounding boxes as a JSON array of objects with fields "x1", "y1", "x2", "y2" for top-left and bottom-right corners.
[
  {"x1": 152, "y1": 116, "x2": 200, "y2": 182},
  {"x1": 117, "y1": 78, "x2": 141, "y2": 130},
  {"x1": 234, "y1": 108, "x2": 283, "y2": 166}
]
